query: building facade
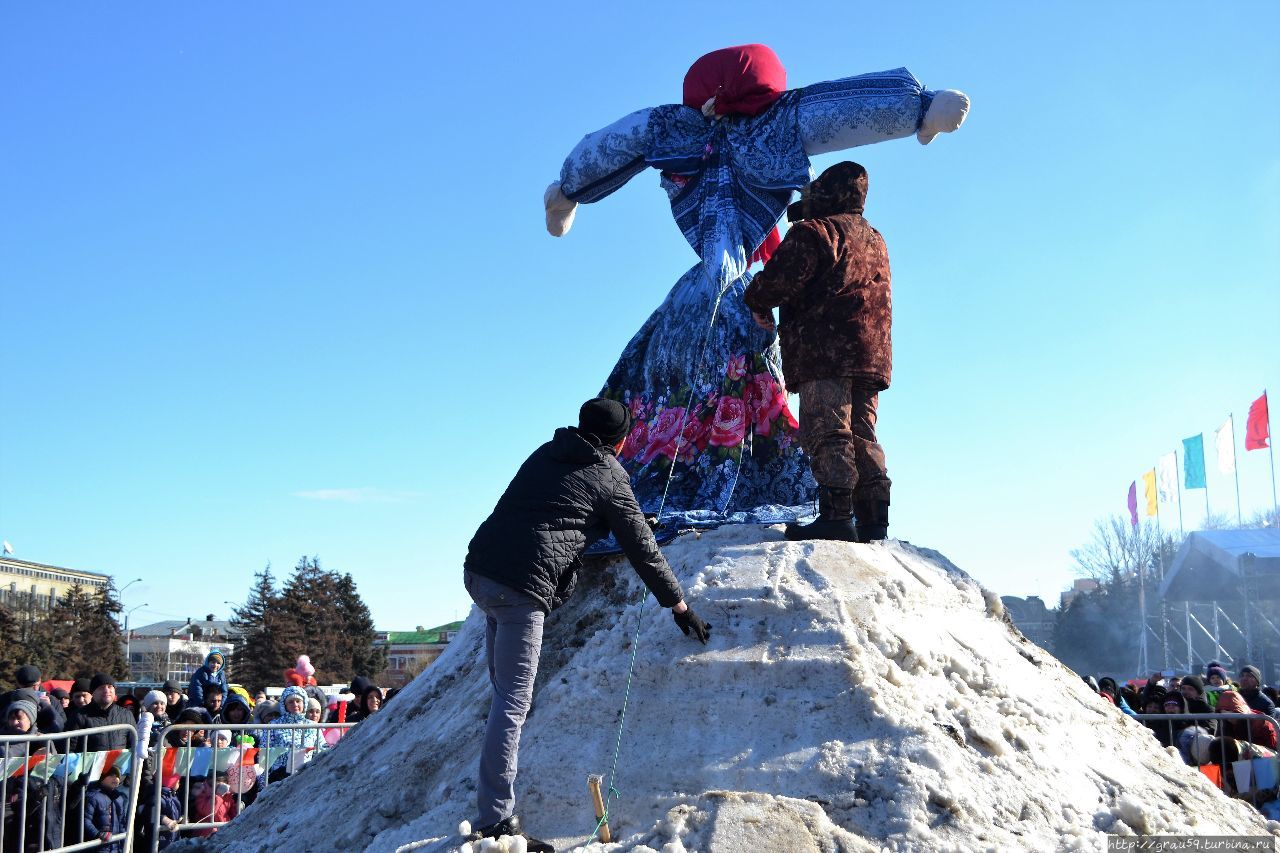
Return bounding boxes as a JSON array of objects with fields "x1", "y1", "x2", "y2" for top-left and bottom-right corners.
[
  {"x1": 375, "y1": 621, "x2": 463, "y2": 688},
  {"x1": 0, "y1": 556, "x2": 111, "y2": 612},
  {"x1": 127, "y1": 615, "x2": 237, "y2": 684},
  {"x1": 1001, "y1": 595, "x2": 1056, "y2": 652}
]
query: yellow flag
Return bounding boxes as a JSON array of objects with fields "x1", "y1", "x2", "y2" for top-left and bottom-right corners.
[{"x1": 1141, "y1": 469, "x2": 1158, "y2": 516}]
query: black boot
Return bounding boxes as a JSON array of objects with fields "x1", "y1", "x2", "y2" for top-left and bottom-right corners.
[
  {"x1": 785, "y1": 486, "x2": 857, "y2": 541},
  {"x1": 468, "y1": 815, "x2": 555, "y2": 853},
  {"x1": 854, "y1": 499, "x2": 889, "y2": 543}
]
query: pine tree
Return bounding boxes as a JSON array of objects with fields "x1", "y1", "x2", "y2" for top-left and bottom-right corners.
[
  {"x1": 230, "y1": 565, "x2": 288, "y2": 693},
  {"x1": 272, "y1": 556, "x2": 384, "y2": 686},
  {"x1": 30, "y1": 584, "x2": 127, "y2": 679},
  {"x1": 0, "y1": 605, "x2": 26, "y2": 690}
]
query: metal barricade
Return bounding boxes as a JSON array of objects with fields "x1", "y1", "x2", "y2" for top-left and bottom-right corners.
[
  {"x1": 146, "y1": 721, "x2": 354, "y2": 851},
  {"x1": 0, "y1": 723, "x2": 143, "y2": 853},
  {"x1": 1135, "y1": 711, "x2": 1280, "y2": 803}
]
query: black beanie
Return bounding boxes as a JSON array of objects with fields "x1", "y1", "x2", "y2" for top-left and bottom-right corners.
[
  {"x1": 71, "y1": 678, "x2": 92, "y2": 695},
  {"x1": 89, "y1": 673, "x2": 114, "y2": 692},
  {"x1": 1181, "y1": 674, "x2": 1205, "y2": 696},
  {"x1": 15, "y1": 665, "x2": 40, "y2": 687},
  {"x1": 578, "y1": 398, "x2": 632, "y2": 446}
]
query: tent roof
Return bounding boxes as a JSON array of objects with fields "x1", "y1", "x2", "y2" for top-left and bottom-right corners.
[{"x1": 1157, "y1": 528, "x2": 1280, "y2": 602}]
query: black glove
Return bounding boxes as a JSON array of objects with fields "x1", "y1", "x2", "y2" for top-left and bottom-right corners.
[
  {"x1": 644, "y1": 514, "x2": 659, "y2": 532},
  {"x1": 673, "y1": 606, "x2": 711, "y2": 645}
]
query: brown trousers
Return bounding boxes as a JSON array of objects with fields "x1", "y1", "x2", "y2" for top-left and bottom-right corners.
[{"x1": 797, "y1": 378, "x2": 891, "y2": 501}]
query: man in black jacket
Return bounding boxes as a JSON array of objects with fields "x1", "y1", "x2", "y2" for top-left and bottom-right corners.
[
  {"x1": 65, "y1": 674, "x2": 135, "y2": 751},
  {"x1": 463, "y1": 398, "x2": 710, "y2": 852}
]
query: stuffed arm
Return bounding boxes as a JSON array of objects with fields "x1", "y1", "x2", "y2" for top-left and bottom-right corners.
[
  {"x1": 544, "y1": 107, "x2": 654, "y2": 237},
  {"x1": 797, "y1": 68, "x2": 968, "y2": 155}
]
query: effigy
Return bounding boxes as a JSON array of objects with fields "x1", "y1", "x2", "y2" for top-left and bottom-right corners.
[{"x1": 545, "y1": 45, "x2": 968, "y2": 538}]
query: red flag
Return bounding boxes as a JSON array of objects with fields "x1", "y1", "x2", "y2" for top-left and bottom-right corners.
[
  {"x1": 1246, "y1": 392, "x2": 1270, "y2": 451},
  {"x1": 750, "y1": 227, "x2": 782, "y2": 267}
]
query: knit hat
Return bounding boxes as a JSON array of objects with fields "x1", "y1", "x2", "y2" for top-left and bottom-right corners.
[
  {"x1": 254, "y1": 699, "x2": 280, "y2": 722},
  {"x1": 1207, "y1": 666, "x2": 1230, "y2": 684},
  {"x1": 176, "y1": 708, "x2": 206, "y2": 724},
  {"x1": 143, "y1": 690, "x2": 167, "y2": 709},
  {"x1": 71, "y1": 678, "x2": 92, "y2": 696},
  {"x1": 162, "y1": 679, "x2": 182, "y2": 694},
  {"x1": 348, "y1": 675, "x2": 374, "y2": 696},
  {"x1": 306, "y1": 697, "x2": 322, "y2": 713},
  {"x1": 211, "y1": 729, "x2": 231, "y2": 745},
  {"x1": 284, "y1": 670, "x2": 305, "y2": 687},
  {"x1": 89, "y1": 673, "x2": 114, "y2": 691},
  {"x1": 578, "y1": 398, "x2": 632, "y2": 446},
  {"x1": 1241, "y1": 665, "x2": 1263, "y2": 683},
  {"x1": 295, "y1": 655, "x2": 315, "y2": 679},
  {"x1": 1181, "y1": 675, "x2": 1205, "y2": 696},
  {"x1": 14, "y1": 665, "x2": 40, "y2": 687},
  {"x1": 5, "y1": 699, "x2": 38, "y2": 726},
  {"x1": 101, "y1": 765, "x2": 121, "y2": 779},
  {"x1": 206, "y1": 651, "x2": 224, "y2": 665},
  {"x1": 50, "y1": 688, "x2": 68, "y2": 700}
]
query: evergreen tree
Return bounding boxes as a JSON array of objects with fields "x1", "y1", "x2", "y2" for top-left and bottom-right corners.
[
  {"x1": 273, "y1": 556, "x2": 384, "y2": 685},
  {"x1": 30, "y1": 584, "x2": 127, "y2": 678},
  {"x1": 0, "y1": 605, "x2": 26, "y2": 690},
  {"x1": 230, "y1": 565, "x2": 288, "y2": 693}
]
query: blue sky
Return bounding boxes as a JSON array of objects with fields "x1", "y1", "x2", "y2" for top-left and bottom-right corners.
[{"x1": 2, "y1": 3, "x2": 1277, "y2": 638}]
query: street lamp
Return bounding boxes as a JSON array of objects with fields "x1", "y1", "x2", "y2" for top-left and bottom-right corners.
[
  {"x1": 119, "y1": 577, "x2": 143, "y2": 596},
  {"x1": 125, "y1": 603, "x2": 148, "y2": 681}
]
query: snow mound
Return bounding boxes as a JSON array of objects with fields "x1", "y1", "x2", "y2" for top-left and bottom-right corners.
[{"x1": 197, "y1": 526, "x2": 1279, "y2": 851}]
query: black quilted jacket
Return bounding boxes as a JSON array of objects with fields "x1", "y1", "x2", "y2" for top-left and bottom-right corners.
[{"x1": 464, "y1": 427, "x2": 684, "y2": 612}]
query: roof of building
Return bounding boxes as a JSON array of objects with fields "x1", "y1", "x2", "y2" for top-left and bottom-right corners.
[
  {"x1": 1157, "y1": 528, "x2": 1280, "y2": 602},
  {"x1": 132, "y1": 617, "x2": 236, "y2": 638},
  {"x1": 380, "y1": 621, "x2": 464, "y2": 645},
  {"x1": 0, "y1": 556, "x2": 110, "y2": 582}
]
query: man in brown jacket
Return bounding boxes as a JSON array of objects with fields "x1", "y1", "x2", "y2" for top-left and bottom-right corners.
[{"x1": 743, "y1": 161, "x2": 891, "y2": 542}]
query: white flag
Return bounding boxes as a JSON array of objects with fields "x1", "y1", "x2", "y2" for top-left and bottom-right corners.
[
  {"x1": 1157, "y1": 452, "x2": 1178, "y2": 505},
  {"x1": 1216, "y1": 418, "x2": 1236, "y2": 474}
]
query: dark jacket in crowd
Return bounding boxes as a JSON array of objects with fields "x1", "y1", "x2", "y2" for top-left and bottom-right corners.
[
  {"x1": 82, "y1": 782, "x2": 129, "y2": 853},
  {"x1": 187, "y1": 656, "x2": 228, "y2": 709},
  {"x1": 464, "y1": 427, "x2": 684, "y2": 613},
  {"x1": 0, "y1": 688, "x2": 64, "y2": 735},
  {"x1": 1241, "y1": 687, "x2": 1277, "y2": 718},
  {"x1": 744, "y1": 161, "x2": 891, "y2": 390},
  {"x1": 2, "y1": 725, "x2": 63, "y2": 853},
  {"x1": 65, "y1": 701, "x2": 135, "y2": 751}
]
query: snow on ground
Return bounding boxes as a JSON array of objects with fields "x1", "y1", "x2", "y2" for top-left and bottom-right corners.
[{"x1": 195, "y1": 525, "x2": 1279, "y2": 852}]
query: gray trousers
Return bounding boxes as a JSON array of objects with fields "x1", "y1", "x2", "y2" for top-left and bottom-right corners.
[{"x1": 464, "y1": 570, "x2": 546, "y2": 828}]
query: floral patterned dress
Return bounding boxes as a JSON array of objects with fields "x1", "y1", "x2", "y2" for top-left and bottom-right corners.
[{"x1": 555, "y1": 68, "x2": 938, "y2": 535}]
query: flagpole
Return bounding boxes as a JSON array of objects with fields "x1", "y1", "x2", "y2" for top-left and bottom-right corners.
[
  {"x1": 1203, "y1": 435, "x2": 1211, "y2": 524},
  {"x1": 1266, "y1": 391, "x2": 1277, "y2": 517},
  {"x1": 1232, "y1": 413, "x2": 1243, "y2": 526},
  {"x1": 1174, "y1": 448, "x2": 1184, "y2": 537}
]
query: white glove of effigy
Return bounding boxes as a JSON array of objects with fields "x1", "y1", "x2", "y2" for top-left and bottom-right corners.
[
  {"x1": 917, "y1": 89, "x2": 970, "y2": 145},
  {"x1": 544, "y1": 181, "x2": 578, "y2": 237}
]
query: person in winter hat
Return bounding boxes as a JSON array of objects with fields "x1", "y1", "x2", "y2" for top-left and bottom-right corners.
[
  {"x1": 1237, "y1": 665, "x2": 1277, "y2": 717},
  {"x1": 161, "y1": 679, "x2": 186, "y2": 717},
  {"x1": 187, "y1": 650, "x2": 228, "y2": 710},
  {"x1": 744, "y1": 161, "x2": 893, "y2": 543},
  {"x1": 260, "y1": 685, "x2": 321, "y2": 786},
  {"x1": 65, "y1": 674, "x2": 134, "y2": 751},
  {"x1": 1216, "y1": 689, "x2": 1279, "y2": 750},
  {"x1": 3, "y1": 696, "x2": 66, "y2": 850},
  {"x1": 305, "y1": 696, "x2": 323, "y2": 723},
  {"x1": 2, "y1": 664, "x2": 66, "y2": 734},
  {"x1": 463, "y1": 396, "x2": 710, "y2": 850},
  {"x1": 83, "y1": 765, "x2": 129, "y2": 853},
  {"x1": 221, "y1": 691, "x2": 252, "y2": 727}
]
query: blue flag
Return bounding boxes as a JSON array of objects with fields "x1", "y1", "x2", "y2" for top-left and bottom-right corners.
[{"x1": 1183, "y1": 434, "x2": 1206, "y2": 489}]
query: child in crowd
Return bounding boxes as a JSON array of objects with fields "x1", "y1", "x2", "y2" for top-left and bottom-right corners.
[{"x1": 83, "y1": 766, "x2": 129, "y2": 853}]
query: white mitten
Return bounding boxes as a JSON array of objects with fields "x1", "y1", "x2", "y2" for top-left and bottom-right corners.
[
  {"x1": 917, "y1": 89, "x2": 970, "y2": 145},
  {"x1": 136, "y1": 711, "x2": 154, "y2": 760},
  {"x1": 544, "y1": 181, "x2": 578, "y2": 237}
]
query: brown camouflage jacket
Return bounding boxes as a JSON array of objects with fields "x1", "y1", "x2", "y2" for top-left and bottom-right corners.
[{"x1": 743, "y1": 211, "x2": 892, "y2": 390}]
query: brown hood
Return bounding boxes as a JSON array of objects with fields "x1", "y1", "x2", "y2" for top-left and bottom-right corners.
[{"x1": 788, "y1": 161, "x2": 868, "y2": 222}]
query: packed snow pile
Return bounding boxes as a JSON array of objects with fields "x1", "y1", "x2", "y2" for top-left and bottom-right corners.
[{"x1": 200, "y1": 526, "x2": 1278, "y2": 852}]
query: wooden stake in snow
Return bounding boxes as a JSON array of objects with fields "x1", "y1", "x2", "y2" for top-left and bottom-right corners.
[{"x1": 587, "y1": 774, "x2": 612, "y2": 843}]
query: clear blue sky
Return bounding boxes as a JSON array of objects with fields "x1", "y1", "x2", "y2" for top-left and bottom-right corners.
[{"x1": 2, "y1": 3, "x2": 1277, "y2": 636}]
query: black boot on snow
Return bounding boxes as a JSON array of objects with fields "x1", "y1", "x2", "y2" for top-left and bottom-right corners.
[
  {"x1": 468, "y1": 814, "x2": 555, "y2": 853},
  {"x1": 785, "y1": 486, "x2": 857, "y2": 541},
  {"x1": 854, "y1": 499, "x2": 890, "y2": 543}
]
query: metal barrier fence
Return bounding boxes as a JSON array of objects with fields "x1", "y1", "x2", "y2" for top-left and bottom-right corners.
[
  {"x1": 0, "y1": 723, "x2": 143, "y2": 853},
  {"x1": 146, "y1": 721, "x2": 353, "y2": 852},
  {"x1": 1135, "y1": 711, "x2": 1280, "y2": 804}
]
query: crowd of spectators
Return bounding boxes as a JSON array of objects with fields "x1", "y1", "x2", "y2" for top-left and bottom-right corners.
[
  {"x1": 1084, "y1": 662, "x2": 1280, "y2": 800},
  {"x1": 0, "y1": 653, "x2": 393, "y2": 849}
]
